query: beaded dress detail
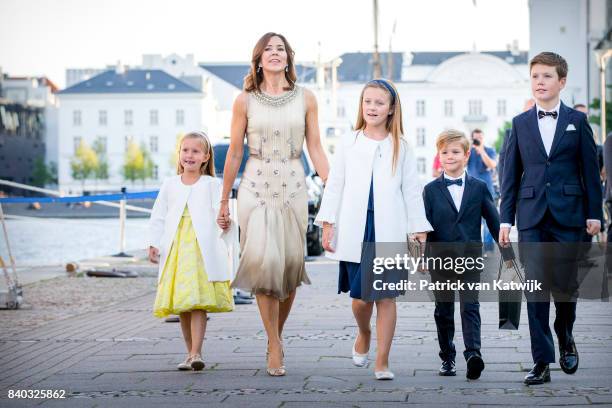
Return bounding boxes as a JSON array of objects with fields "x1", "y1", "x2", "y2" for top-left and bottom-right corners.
[{"x1": 231, "y1": 86, "x2": 310, "y2": 300}]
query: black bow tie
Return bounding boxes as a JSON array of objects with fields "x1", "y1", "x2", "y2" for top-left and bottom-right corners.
[
  {"x1": 538, "y1": 110, "x2": 558, "y2": 120},
  {"x1": 445, "y1": 178, "x2": 463, "y2": 187}
]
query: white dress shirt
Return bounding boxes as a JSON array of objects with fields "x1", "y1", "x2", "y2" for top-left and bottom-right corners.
[
  {"x1": 536, "y1": 101, "x2": 560, "y2": 156},
  {"x1": 444, "y1": 171, "x2": 466, "y2": 212}
]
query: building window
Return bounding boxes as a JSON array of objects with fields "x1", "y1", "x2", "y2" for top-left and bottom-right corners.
[
  {"x1": 73, "y1": 110, "x2": 81, "y2": 126},
  {"x1": 124, "y1": 135, "x2": 132, "y2": 151},
  {"x1": 176, "y1": 109, "x2": 185, "y2": 126},
  {"x1": 497, "y1": 99, "x2": 507, "y2": 116},
  {"x1": 444, "y1": 100, "x2": 453, "y2": 117},
  {"x1": 73, "y1": 136, "x2": 82, "y2": 153},
  {"x1": 99, "y1": 110, "x2": 107, "y2": 126},
  {"x1": 95, "y1": 136, "x2": 107, "y2": 154},
  {"x1": 150, "y1": 135, "x2": 158, "y2": 153},
  {"x1": 416, "y1": 100, "x2": 426, "y2": 117},
  {"x1": 153, "y1": 164, "x2": 159, "y2": 180},
  {"x1": 468, "y1": 100, "x2": 482, "y2": 116},
  {"x1": 416, "y1": 128, "x2": 426, "y2": 147},
  {"x1": 124, "y1": 110, "x2": 133, "y2": 126},
  {"x1": 150, "y1": 109, "x2": 158, "y2": 126},
  {"x1": 416, "y1": 157, "x2": 426, "y2": 175}
]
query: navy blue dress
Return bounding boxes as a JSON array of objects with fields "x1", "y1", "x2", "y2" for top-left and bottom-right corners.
[{"x1": 338, "y1": 178, "x2": 402, "y2": 300}]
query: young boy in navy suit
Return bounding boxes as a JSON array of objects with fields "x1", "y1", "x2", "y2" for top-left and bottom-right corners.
[
  {"x1": 423, "y1": 129, "x2": 502, "y2": 380},
  {"x1": 499, "y1": 52, "x2": 602, "y2": 385}
]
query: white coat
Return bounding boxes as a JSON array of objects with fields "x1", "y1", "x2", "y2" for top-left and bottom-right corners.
[
  {"x1": 148, "y1": 175, "x2": 236, "y2": 282},
  {"x1": 314, "y1": 131, "x2": 432, "y2": 262}
]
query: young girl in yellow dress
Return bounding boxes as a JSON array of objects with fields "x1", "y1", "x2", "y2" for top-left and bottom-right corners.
[{"x1": 148, "y1": 131, "x2": 234, "y2": 371}]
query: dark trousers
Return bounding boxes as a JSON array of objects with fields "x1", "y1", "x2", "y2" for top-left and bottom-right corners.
[
  {"x1": 519, "y1": 210, "x2": 582, "y2": 364},
  {"x1": 431, "y1": 271, "x2": 481, "y2": 362}
]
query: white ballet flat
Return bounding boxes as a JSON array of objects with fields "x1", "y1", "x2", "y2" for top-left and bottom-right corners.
[
  {"x1": 375, "y1": 370, "x2": 395, "y2": 380},
  {"x1": 352, "y1": 338, "x2": 369, "y2": 367}
]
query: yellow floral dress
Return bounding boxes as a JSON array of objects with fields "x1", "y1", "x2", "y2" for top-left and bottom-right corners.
[{"x1": 153, "y1": 206, "x2": 234, "y2": 317}]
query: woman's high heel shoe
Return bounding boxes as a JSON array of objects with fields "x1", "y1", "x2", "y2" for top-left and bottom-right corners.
[{"x1": 266, "y1": 342, "x2": 286, "y2": 376}]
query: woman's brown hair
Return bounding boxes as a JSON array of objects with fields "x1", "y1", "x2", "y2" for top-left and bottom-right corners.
[{"x1": 243, "y1": 32, "x2": 297, "y2": 92}]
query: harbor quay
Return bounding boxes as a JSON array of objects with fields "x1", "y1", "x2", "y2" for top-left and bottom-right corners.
[{"x1": 1, "y1": 253, "x2": 611, "y2": 407}]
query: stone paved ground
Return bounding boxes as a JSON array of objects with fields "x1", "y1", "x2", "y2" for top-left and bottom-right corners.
[{"x1": 1, "y1": 260, "x2": 611, "y2": 407}]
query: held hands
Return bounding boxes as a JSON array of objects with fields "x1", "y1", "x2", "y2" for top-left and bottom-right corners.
[
  {"x1": 217, "y1": 201, "x2": 231, "y2": 231},
  {"x1": 322, "y1": 222, "x2": 335, "y2": 252},
  {"x1": 148, "y1": 246, "x2": 160, "y2": 264}
]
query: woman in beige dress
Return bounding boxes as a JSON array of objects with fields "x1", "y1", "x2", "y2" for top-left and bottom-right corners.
[{"x1": 217, "y1": 32, "x2": 329, "y2": 376}]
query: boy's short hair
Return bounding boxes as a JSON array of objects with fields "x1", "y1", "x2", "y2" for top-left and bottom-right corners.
[
  {"x1": 436, "y1": 129, "x2": 470, "y2": 153},
  {"x1": 529, "y1": 52, "x2": 568, "y2": 79}
]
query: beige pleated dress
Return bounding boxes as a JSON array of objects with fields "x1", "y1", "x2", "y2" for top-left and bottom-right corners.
[{"x1": 231, "y1": 86, "x2": 311, "y2": 300}]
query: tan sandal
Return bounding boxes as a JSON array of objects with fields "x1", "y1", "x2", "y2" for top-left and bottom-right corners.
[
  {"x1": 266, "y1": 342, "x2": 286, "y2": 376},
  {"x1": 177, "y1": 355, "x2": 193, "y2": 371}
]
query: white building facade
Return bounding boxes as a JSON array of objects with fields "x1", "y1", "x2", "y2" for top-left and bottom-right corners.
[
  {"x1": 529, "y1": 0, "x2": 611, "y2": 109},
  {"x1": 57, "y1": 69, "x2": 209, "y2": 192},
  {"x1": 324, "y1": 52, "x2": 531, "y2": 183}
]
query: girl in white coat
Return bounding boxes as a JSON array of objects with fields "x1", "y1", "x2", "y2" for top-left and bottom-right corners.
[
  {"x1": 149, "y1": 131, "x2": 234, "y2": 371},
  {"x1": 315, "y1": 79, "x2": 432, "y2": 380}
]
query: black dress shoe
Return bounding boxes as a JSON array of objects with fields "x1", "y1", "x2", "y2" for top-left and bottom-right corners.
[
  {"x1": 439, "y1": 360, "x2": 456, "y2": 376},
  {"x1": 466, "y1": 355, "x2": 485, "y2": 380},
  {"x1": 524, "y1": 363, "x2": 550, "y2": 385},
  {"x1": 559, "y1": 342, "x2": 579, "y2": 374}
]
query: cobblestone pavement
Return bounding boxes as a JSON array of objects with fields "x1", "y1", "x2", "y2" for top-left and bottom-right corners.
[{"x1": 1, "y1": 261, "x2": 611, "y2": 407}]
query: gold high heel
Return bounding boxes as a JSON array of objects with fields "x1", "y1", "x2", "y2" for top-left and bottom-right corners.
[{"x1": 266, "y1": 341, "x2": 286, "y2": 376}]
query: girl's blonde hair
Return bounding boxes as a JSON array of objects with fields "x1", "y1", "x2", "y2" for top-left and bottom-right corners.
[
  {"x1": 176, "y1": 131, "x2": 215, "y2": 176},
  {"x1": 354, "y1": 78, "x2": 404, "y2": 173}
]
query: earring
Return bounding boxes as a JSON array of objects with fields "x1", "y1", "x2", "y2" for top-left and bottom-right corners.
[
  {"x1": 257, "y1": 65, "x2": 262, "y2": 73},
  {"x1": 285, "y1": 65, "x2": 289, "y2": 72}
]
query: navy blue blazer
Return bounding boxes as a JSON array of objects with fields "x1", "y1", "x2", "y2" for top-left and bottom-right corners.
[
  {"x1": 499, "y1": 102, "x2": 603, "y2": 230},
  {"x1": 423, "y1": 174, "x2": 500, "y2": 243}
]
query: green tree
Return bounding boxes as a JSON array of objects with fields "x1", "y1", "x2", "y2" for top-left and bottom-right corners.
[
  {"x1": 70, "y1": 139, "x2": 99, "y2": 191},
  {"x1": 48, "y1": 162, "x2": 58, "y2": 185},
  {"x1": 139, "y1": 142, "x2": 154, "y2": 184},
  {"x1": 92, "y1": 137, "x2": 110, "y2": 183},
  {"x1": 589, "y1": 85, "x2": 612, "y2": 140},
  {"x1": 32, "y1": 157, "x2": 58, "y2": 187},
  {"x1": 122, "y1": 139, "x2": 144, "y2": 184},
  {"x1": 495, "y1": 121, "x2": 512, "y2": 153}
]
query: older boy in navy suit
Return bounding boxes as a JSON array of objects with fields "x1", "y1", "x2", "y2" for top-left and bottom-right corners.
[
  {"x1": 499, "y1": 52, "x2": 602, "y2": 385},
  {"x1": 423, "y1": 130, "x2": 502, "y2": 380}
]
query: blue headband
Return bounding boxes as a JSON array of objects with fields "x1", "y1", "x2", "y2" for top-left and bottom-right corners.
[{"x1": 368, "y1": 79, "x2": 396, "y2": 103}]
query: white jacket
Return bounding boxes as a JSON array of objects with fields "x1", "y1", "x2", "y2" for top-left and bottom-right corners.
[
  {"x1": 148, "y1": 175, "x2": 236, "y2": 282},
  {"x1": 315, "y1": 131, "x2": 432, "y2": 262}
]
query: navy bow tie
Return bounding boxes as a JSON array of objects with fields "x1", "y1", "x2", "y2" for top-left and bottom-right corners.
[
  {"x1": 538, "y1": 110, "x2": 558, "y2": 120},
  {"x1": 445, "y1": 178, "x2": 463, "y2": 187}
]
